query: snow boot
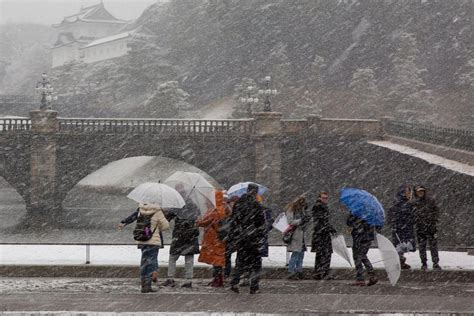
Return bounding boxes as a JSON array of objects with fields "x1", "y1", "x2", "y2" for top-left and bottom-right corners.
[
  {"x1": 211, "y1": 274, "x2": 224, "y2": 288},
  {"x1": 141, "y1": 278, "x2": 157, "y2": 293},
  {"x1": 367, "y1": 275, "x2": 378, "y2": 286},
  {"x1": 230, "y1": 285, "x2": 239, "y2": 293},
  {"x1": 162, "y1": 278, "x2": 175, "y2": 287},
  {"x1": 352, "y1": 280, "x2": 366, "y2": 286}
]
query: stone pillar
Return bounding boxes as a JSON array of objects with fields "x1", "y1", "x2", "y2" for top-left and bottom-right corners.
[
  {"x1": 28, "y1": 110, "x2": 60, "y2": 226},
  {"x1": 253, "y1": 112, "x2": 283, "y2": 206},
  {"x1": 307, "y1": 114, "x2": 322, "y2": 133}
]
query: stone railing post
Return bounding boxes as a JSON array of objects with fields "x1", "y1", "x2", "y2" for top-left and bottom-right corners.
[
  {"x1": 29, "y1": 109, "x2": 60, "y2": 226},
  {"x1": 381, "y1": 116, "x2": 395, "y2": 137},
  {"x1": 253, "y1": 112, "x2": 283, "y2": 206},
  {"x1": 307, "y1": 114, "x2": 322, "y2": 133}
]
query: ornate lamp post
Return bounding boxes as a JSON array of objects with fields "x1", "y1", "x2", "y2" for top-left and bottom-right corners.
[
  {"x1": 35, "y1": 72, "x2": 57, "y2": 110},
  {"x1": 239, "y1": 86, "x2": 259, "y2": 117},
  {"x1": 258, "y1": 76, "x2": 277, "y2": 112}
]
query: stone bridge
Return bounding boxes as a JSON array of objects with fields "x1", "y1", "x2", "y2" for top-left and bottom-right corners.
[{"x1": 0, "y1": 110, "x2": 473, "y2": 247}]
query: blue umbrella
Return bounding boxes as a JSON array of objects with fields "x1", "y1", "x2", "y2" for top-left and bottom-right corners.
[{"x1": 340, "y1": 188, "x2": 385, "y2": 227}]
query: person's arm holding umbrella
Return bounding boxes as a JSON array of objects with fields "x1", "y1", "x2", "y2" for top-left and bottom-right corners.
[{"x1": 117, "y1": 208, "x2": 139, "y2": 231}]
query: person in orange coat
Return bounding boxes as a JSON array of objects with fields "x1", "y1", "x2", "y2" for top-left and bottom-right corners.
[{"x1": 196, "y1": 190, "x2": 227, "y2": 287}]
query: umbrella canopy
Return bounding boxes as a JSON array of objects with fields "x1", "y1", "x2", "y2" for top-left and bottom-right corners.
[
  {"x1": 164, "y1": 171, "x2": 216, "y2": 216},
  {"x1": 227, "y1": 182, "x2": 268, "y2": 199},
  {"x1": 127, "y1": 182, "x2": 185, "y2": 209},
  {"x1": 331, "y1": 234, "x2": 352, "y2": 267},
  {"x1": 376, "y1": 233, "x2": 401, "y2": 286},
  {"x1": 339, "y1": 188, "x2": 385, "y2": 227}
]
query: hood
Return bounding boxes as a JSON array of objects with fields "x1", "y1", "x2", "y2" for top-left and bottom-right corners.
[
  {"x1": 215, "y1": 190, "x2": 226, "y2": 217},
  {"x1": 139, "y1": 203, "x2": 162, "y2": 216},
  {"x1": 215, "y1": 190, "x2": 224, "y2": 208}
]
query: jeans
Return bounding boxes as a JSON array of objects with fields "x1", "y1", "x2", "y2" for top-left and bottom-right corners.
[
  {"x1": 230, "y1": 247, "x2": 262, "y2": 292},
  {"x1": 168, "y1": 254, "x2": 194, "y2": 279},
  {"x1": 288, "y1": 251, "x2": 305, "y2": 273},
  {"x1": 352, "y1": 240, "x2": 373, "y2": 281},
  {"x1": 140, "y1": 245, "x2": 159, "y2": 280},
  {"x1": 417, "y1": 230, "x2": 439, "y2": 265}
]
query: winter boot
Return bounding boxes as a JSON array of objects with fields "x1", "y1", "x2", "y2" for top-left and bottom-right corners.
[
  {"x1": 211, "y1": 274, "x2": 224, "y2": 288},
  {"x1": 141, "y1": 278, "x2": 157, "y2": 293},
  {"x1": 151, "y1": 271, "x2": 158, "y2": 283},
  {"x1": 162, "y1": 279, "x2": 175, "y2": 287},
  {"x1": 207, "y1": 276, "x2": 218, "y2": 287},
  {"x1": 352, "y1": 279, "x2": 366, "y2": 286},
  {"x1": 367, "y1": 275, "x2": 378, "y2": 286},
  {"x1": 230, "y1": 285, "x2": 239, "y2": 293}
]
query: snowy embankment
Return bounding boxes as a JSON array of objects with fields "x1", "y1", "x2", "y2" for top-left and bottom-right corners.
[
  {"x1": 0, "y1": 245, "x2": 472, "y2": 270},
  {"x1": 368, "y1": 141, "x2": 474, "y2": 176}
]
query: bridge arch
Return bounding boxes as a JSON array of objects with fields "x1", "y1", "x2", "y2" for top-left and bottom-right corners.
[
  {"x1": 55, "y1": 134, "x2": 256, "y2": 206},
  {"x1": 61, "y1": 155, "x2": 223, "y2": 229}
]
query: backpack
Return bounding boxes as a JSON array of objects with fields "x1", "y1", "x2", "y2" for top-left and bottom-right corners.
[{"x1": 133, "y1": 213, "x2": 158, "y2": 242}]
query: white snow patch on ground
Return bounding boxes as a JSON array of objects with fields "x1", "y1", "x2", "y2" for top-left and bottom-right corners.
[
  {"x1": 368, "y1": 141, "x2": 474, "y2": 176},
  {"x1": 1, "y1": 245, "x2": 472, "y2": 270}
]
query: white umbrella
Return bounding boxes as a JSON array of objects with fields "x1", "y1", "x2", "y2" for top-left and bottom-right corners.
[
  {"x1": 331, "y1": 234, "x2": 352, "y2": 267},
  {"x1": 127, "y1": 182, "x2": 185, "y2": 209},
  {"x1": 376, "y1": 233, "x2": 401, "y2": 286},
  {"x1": 227, "y1": 182, "x2": 268, "y2": 198},
  {"x1": 164, "y1": 171, "x2": 215, "y2": 215}
]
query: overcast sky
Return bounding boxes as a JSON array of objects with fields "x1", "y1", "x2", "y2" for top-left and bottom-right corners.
[{"x1": 0, "y1": 0, "x2": 159, "y2": 25}]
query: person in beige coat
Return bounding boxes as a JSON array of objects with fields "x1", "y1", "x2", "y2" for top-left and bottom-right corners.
[{"x1": 119, "y1": 203, "x2": 170, "y2": 293}]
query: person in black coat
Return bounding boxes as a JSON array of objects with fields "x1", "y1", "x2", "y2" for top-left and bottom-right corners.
[
  {"x1": 388, "y1": 185, "x2": 416, "y2": 270},
  {"x1": 347, "y1": 214, "x2": 378, "y2": 286},
  {"x1": 412, "y1": 185, "x2": 441, "y2": 270},
  {"x1": 311, "y1": 191, "x2": 337, "y2": 280},
  {"x1": 228, "y1": 184, "x2": 266, "y2": 294},
  {"x1": 162, "y1": 197, "x2": 200, "y2": 288}
]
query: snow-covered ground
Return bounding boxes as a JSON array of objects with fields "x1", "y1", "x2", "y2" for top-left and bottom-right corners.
[
  {"x1": 0, "y1": 245, "x2": 472, "y2": 270},
  {"x1": 368, "y1": 141, "x2": 474, "y2": 176}
]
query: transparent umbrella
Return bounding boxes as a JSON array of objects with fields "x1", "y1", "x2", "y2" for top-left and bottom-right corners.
[
  {"x1": 376, "y1": 233, "x2": 401, "y2": 286},
  {"x1": 164, "y1": 171, "x2": 215, "y2": 215},
  {"x1": 127, "y1": 182, "x2": 185, "y2": 209}
]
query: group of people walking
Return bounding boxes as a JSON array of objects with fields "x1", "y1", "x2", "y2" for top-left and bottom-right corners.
[{"x1": 118, "y1": 183, "x2": 441, "y2": 293}]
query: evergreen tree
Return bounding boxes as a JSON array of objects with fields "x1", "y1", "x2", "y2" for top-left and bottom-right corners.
[
  {"x1": 143, "y1": 81, "x2": 190, "y2": 118},
  {"x1": 349, "y1": 68, "x2": 380, "y2": 118},
  {"x1": 387, "y1": 32, "x2": 432, "y2": 122}
]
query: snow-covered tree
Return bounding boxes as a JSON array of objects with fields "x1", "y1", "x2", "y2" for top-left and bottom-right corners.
[
  {"x1": 349, "y1": 68, "x2": 380, "y2": 118},
  {"x1": 143, "y1": 81, "x2": 190, "y2": 118},
  {"x1": 387, "y1": 32, "x2": 432, "y2": 122}
]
